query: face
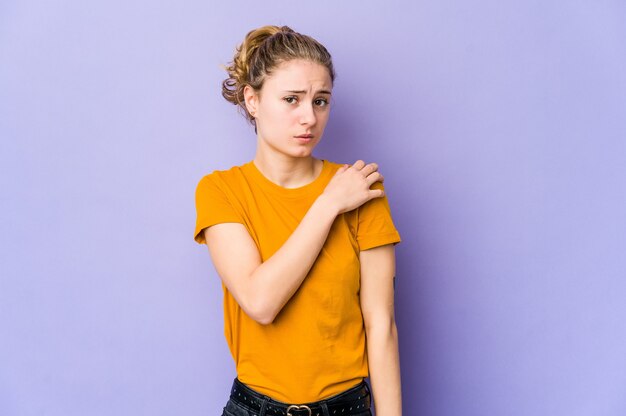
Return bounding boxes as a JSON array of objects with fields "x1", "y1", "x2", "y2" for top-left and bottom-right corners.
[{"x1": 244, "y1": 59, "x2": 333, "y2": 159}]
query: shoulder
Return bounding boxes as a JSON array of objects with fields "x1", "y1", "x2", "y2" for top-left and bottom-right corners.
[
  {"x1": 194, "y1": 163, "x2": 252, "y2": 205},
  {"x1": 324, "y1": 159, "x2": 346, "y2": 170},
  {"x1": 323, "y1": 159, "x2": 348, "y2": 175},
  {"x1": 196, "y1": 162, "x2": 249, "y2": 190},
  {"x1": 324, "y1": 159, "x2": 386, "y2": 191}
]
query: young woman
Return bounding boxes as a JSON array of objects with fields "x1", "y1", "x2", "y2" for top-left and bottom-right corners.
[{"x1": 194, "y1": 25, "x2": 402, "y2": 416}]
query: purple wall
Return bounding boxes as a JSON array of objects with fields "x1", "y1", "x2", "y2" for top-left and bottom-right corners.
[{"x1": 2, "y1": 1, "x2": 625, "y2": 415}]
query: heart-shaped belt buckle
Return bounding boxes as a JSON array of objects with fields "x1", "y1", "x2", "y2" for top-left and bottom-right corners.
[{"x1": 286, "y1": 404, "x2": 312, "y2": 416}]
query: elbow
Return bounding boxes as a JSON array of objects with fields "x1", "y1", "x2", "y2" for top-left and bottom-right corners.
[
  {"x1": 248, "y1": 306, "x2": 274, "y2": 325},
  {"x1": 230, "y1": 272, "x2": 276, "y2": 325},
  {"x1": 245, "y1": 297, "x2": 277, "y2": 326},
  {"x1": 256, "y1": 314, "x2": 275, "y2": 326},
  {"x1": 237, "y1": 270, "x2": 281, "y2": 325},
  {"x1": 250, "y1": 310, "x2": 276, "y2": 326}
]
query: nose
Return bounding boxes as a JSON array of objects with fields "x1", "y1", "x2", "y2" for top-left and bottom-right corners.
[{"x1": 299, "y1": 102, "x2": 316, "y2": 126}]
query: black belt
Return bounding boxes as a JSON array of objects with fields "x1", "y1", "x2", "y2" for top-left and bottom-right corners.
[{"x1": 229, "y1": 377, "x2": 371, "y2": 416}]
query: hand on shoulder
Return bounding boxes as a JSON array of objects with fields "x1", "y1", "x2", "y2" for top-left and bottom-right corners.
[{"x1": 321, "y1": 160, "x2": 385, "y2": 214}]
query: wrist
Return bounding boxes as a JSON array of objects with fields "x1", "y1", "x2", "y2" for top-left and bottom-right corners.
[{"x1": 314, "y1": 193, "x2": 341, "y2": 218}]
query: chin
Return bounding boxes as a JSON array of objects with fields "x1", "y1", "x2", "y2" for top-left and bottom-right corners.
[
  {"x1": 286, "y1": 142, "x2": 318, "y2": 156},
  {"x1": 291, "y1": 150, "x2": 314, "y2": 158}
]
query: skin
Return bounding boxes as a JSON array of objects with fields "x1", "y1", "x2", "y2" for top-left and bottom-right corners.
[
  {"x1": 203, "y1": 58, "x2": 402, "y2": 415},
  {"x1": 246, "y1": 58, "x2": 331, "y2": 187}
]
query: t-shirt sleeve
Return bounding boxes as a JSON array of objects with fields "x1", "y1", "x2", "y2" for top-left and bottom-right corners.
[
  {"x1": 193, "y1": 174, "x2": 244, "y2": 245},
  {"x1": 356, "y1": 181, "x2": 402, "y2": 251}
]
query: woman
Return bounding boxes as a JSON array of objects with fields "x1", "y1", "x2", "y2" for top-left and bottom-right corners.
[{"x1": 194, "y1": 25, "x2": 402, "y2": 416}]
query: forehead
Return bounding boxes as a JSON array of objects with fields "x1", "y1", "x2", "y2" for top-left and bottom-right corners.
[{"x1": 264, "y1": 59, "x2": 332, "y2": 92}]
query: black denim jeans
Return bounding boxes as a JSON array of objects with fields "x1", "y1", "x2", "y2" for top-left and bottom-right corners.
[{"x1": 221, "y1": 377, "x2": 373, "y2": 416}]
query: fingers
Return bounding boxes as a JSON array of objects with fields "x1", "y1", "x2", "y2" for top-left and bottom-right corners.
[
  {"x1": 347, "y1": 160, "x2": 384, "y2": 188},
  {"x1": 325, "y1": 160, "x2": 386, "y2": 212},
  {"x1": 368, "y1": 188, "x2": 385, "y2": 199},
  {"x1": 365, "y1": 171, "x2": 384, "y2": 187},
  {"x1": 351, "y1": 160, "x2": 366, "y2": 170},
  {"x1": 335, "y1": 164, "x2": 350, "y2": 174},
  {"x1": 352, "y1": 160, "x2": 385, "y2": 194},
  {"x1": 350, "y1": 160, "x2": 378, "y2": 175}
]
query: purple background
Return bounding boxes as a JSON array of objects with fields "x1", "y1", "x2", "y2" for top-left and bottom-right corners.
[{"x1": 2, "y1": 1, "x2": 625, "y2": 415}]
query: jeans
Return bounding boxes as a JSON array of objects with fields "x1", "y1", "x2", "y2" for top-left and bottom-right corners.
[{"x1": 221, "y1": 377, "x2": 373, "y2": 416}]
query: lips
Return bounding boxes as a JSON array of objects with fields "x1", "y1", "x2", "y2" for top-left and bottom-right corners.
[{"x1": 295, "y1": 133, "x2": 314, "y2": 138}]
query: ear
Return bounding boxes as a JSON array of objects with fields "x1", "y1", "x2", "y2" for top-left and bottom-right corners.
[{"x1": 243, "y1": 85, "x2": 259, "y2": 118}]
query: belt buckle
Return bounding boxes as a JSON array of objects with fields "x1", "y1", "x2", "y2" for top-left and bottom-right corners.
[{"x1": 286, "y1": 404, "x2": 311, "y2": 416}]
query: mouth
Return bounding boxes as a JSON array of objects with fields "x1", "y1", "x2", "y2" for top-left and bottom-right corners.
[{"x1": 293, "y1": 134, "x2": 316, "y2": 145}]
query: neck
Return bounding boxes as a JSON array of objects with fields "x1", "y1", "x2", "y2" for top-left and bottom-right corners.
[{"x1": 253, "y1": 148, "x2": 322, "y2": 188}]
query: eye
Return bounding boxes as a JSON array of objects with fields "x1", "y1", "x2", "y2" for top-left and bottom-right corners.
[
  {"x1": 284, "y1": 96, "x2": 298, "y2": 104},
  {"x1": 315, "y1": 98, "x2": 329, "y2": 107}
]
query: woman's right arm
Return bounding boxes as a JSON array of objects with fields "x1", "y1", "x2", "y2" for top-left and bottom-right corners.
[{"x1": 202, "y1": 160, "x2": 384, "y2": 325}]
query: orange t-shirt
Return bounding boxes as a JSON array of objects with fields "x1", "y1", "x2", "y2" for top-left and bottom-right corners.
[{"x1": 193, "y1": 159, "x2": 401, "y2": 403}]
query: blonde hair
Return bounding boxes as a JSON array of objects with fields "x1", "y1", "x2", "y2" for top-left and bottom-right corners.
[{"x1": 221, "y1": 25, "x2": 336, "y2": 129}]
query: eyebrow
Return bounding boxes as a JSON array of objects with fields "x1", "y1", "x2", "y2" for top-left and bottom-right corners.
[{"x1": 284, "y1": 89, "x2": 332, "y2": 95}]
